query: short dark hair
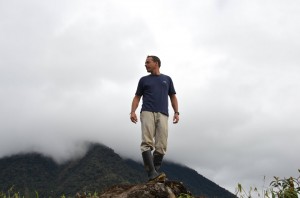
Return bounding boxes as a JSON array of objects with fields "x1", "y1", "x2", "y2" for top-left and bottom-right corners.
[{"x1": 147, "y1": 55, "x2": 161, "y2": 67}]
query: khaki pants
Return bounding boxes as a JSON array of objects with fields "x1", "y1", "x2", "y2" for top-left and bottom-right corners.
[{"x1": 140, "y1": 111, "x2": 168, "y2": 155}]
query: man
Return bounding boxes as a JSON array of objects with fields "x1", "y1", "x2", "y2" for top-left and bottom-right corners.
[{"x1": 130, "y1": 55, "x2": 179, "y2": 181}]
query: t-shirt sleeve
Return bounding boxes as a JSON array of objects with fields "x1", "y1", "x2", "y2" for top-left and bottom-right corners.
[
  {"x1": 168, "y1": 77, "x2": 176, "y2": 95},
  {"x1": 135, "y1": 78, "x2": 144, "y2": 96}
]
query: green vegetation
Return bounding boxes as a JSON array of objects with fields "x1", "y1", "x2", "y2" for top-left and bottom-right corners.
[
  {"x1": 0, "y1": 190, "x2": 211, "y2": 198},
  {"x1": 0, "y1": 143, "x2": 235, "y2": 198},
  {"x1": 0, "y1": 189, "x2": 199, "y2": 198},
  {"x1": 0, "y1": 186, "x2": 102, "y2": 198},
  {"x1": 178, "y1": 193, "x2": 194, "y2": 198},
  {"x1": 236, "y1": 169, "x2": 300, "y2": 198}
]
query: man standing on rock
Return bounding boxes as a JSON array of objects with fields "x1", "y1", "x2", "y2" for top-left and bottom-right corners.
[{"x1": 130, "y1": 55, "x2": 179, "y2": 181}]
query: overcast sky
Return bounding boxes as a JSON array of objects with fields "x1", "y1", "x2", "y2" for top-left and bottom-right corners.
[{"x1": 1, "y1": 0, "x2": 300, "y2": 194}]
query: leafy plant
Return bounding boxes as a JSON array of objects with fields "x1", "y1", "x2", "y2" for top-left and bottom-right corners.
[
  {"x1": 178, "y1": 193, "x2": 194, "y2": 198},
  {"x1": 269, "y1": 175, "x2": 299, "y2": 198},
  {"x1": 236, "y1": 169, "x2": 300, "y2": 198}
]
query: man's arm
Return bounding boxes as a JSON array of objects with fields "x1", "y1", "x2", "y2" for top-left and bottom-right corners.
[
  {"x1": 130, "y1": 95, "x2": 141, "y2": 124},
  {"x1": 170, "y1": 94, "x2": 179, "y2": 124}
]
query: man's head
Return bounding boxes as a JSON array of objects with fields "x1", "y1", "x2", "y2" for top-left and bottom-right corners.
[
  {"x1": 145, "y1": 55, "x2": 161, "y2": 74},
  {"x1": 147, "y1": 55, "x2": 161, "y2": 67}
]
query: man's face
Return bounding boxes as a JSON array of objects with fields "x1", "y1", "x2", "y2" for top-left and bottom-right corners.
[{"x1": 145, "y1": 57, "x2": 157, "y2": 73}]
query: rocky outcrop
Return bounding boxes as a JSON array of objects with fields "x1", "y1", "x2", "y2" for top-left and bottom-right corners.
[{"x1": 76, "y1": 180, "x2": 194, "y2": 198}]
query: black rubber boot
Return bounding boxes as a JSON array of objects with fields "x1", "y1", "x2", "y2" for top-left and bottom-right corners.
[
  {"x1": 153, "y1": 151, "x2": 164, "y2": 171},
  {"x1": 142, "y1": 150, "x2": 159, "y2": 181}
]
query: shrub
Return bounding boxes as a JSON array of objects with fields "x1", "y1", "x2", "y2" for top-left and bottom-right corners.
[{"x1": 236, "y1": 169, "x2": 300, "y2": 198}]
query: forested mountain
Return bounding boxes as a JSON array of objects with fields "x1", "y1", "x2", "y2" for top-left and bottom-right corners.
[{"x1": 0, "y1": 143, "x2": 235, "y2": 198}]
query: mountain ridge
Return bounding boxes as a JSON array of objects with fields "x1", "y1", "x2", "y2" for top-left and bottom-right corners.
[{"x1": 0, "y1": 143, "x2": 235, "y2": 198}]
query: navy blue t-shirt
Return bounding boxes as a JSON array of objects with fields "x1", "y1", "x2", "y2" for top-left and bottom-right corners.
[{"x1": 135, "y1": 74, "x2": 176, "y2": 116}]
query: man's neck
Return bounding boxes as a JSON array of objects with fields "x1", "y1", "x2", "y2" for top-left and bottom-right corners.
[{"x1": 151, "y1": 69, "x2": 160, "y2": 75}]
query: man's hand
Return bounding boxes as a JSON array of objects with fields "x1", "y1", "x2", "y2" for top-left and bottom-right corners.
[
  {"x1": 173, "y1": 113, "x2": 179, "y2": 124},
  {"x1": 130, "y1": 112, "x2": 138, "y2": 124}
]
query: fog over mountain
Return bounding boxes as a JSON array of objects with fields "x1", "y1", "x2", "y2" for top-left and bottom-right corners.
[{"x1": 1, "y1": 0, "x2": 300, "y2": 193}]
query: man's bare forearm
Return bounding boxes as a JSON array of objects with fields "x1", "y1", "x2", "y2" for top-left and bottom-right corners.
[
  {"x1": 131, "y1": 95, "x2": 141, "y2": 113},
  {"x1": 170, "y1": 94, "x2": 178, "y2": 113},
  {"x1": 130, "y1": 95, "x2": 141, "y2": 124}
]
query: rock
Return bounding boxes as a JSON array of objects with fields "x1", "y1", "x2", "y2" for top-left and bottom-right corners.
[{"x1": 97, "y1": 180, "x2": 193, "y2": 198}]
